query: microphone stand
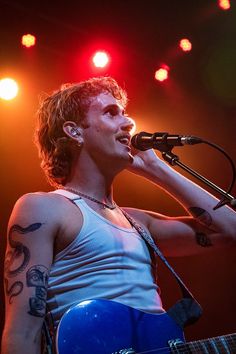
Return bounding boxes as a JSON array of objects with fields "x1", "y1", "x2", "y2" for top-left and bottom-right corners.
[{"x1": 162, "y1": 150, "x2": 236, "y2": 210}]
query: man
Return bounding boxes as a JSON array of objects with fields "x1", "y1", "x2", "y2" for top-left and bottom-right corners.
[{"x1": 2, "y1": 76, "x2": 236, "y2": 354}]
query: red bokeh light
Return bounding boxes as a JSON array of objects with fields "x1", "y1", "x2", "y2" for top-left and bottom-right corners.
[
  {"x1": 155, "y1": 65, "x2": 169, "y2": 82},
  {"x1": 218, "y1": 0, "x2": 231, "y2": 10},
  {"x1": 92, "y1": 51, "x2": 110, "y2": 68},
  {"x1": 21, "y1": 34, "x2": 36, "y2": 48},
  {"x1": 179, "y1": 38, "x2": 192, "y2": 52}
]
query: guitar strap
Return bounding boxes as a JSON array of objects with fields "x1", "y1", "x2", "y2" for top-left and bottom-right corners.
[{"x1": 121, "y1": 209, "x2": 203, "y2": 328}]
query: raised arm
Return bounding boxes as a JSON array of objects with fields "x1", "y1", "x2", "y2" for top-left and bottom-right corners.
[
  {"x1": 127, "y1": 149, "x2": 236, "y2": 256},
  {"x1": 1, "y1": 193, "x2": 58, "y2": 354}
]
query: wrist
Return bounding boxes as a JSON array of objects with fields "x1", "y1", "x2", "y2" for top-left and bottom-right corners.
[{"x1": 141, "y1": 159, "x2": 175, "y2": 185}]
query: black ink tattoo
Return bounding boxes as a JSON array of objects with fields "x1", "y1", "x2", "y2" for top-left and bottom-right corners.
[
  {"x1": 27, "y1": 265, "x2": 49, "y2": 317},
  {"x1": 4, "y1": 222, "x2": 43, "y2": 304},
  {"x1": 4, "y1": 278, "x2": 23, "y2": 304},
  {"x1": 188, "y1": 207, "x2": 213, "y2": 227},
  {"x1": 195, "y1": 232, "x2": 213, "y2": 247}
]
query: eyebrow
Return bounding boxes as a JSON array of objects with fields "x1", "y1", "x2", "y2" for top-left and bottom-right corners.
[{"x1": 102, "y1": 104, "x2": 125, "y2": 114}]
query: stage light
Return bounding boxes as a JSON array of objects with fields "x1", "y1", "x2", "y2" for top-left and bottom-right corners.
[
  {"x1": 0, "y1": 78, "x2": 19, "y2": 100},
  {"x1": 155, "y1": 65, "x2": 169, "y2": 82},
  {"x1": 179, "y1": 38, "x2": 192, "y2": 52},
  {"x1": 21, "y1": 34, "x2": 36, "y2": 48},
  {"x1": 218, "y1": 0, "x2": 230, "y2": 10},
  {"x1": 92, "y1": 51, "x2": 109, "y2": 68}
]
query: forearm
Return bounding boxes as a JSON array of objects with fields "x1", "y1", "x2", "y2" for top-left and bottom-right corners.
[{"x1": 147, "y1": 160, "x2": 236, "y2": 237}]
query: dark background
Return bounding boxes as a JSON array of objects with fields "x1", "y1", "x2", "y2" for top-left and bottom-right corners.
[{"x1": 1, "y1": 0, "x2": 236, "y2": 344}]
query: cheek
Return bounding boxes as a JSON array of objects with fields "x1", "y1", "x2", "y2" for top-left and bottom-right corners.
[
  {"x1": 83, "y1": 119, "x2": 117, "y2": 144},
  {"x1": 93, "y1": 123, "x2": 116, "y2": 135}
]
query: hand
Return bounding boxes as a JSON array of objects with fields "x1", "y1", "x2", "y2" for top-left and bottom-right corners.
[{"x1": 127, "y1": 148, "x2": 166, "y2": 179}]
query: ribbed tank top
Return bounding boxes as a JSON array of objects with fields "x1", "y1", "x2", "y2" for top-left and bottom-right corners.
[{"x1": 46, "y1": 190, "x2": 164, "y2": 327}]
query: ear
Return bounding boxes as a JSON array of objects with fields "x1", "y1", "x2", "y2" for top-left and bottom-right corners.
[{"x1": 63, "y1": 121, "x2": 84, "y2": 145}]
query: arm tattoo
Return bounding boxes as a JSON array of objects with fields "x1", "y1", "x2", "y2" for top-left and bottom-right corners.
[
  {"x1": 4, "y1": 222, "x2": 44, "y2": 304},
  {"x1": 195, "y1": 232, "x2": 213, "y2": 247},
  {"x1": 188, "y1": 207, "x2": 213, "y2": 227},
  {"x1": 4, "y1": 278, "x2": 23, "y2": 304},
  {"x1": 189, "y1": 207, "x2": 214, "y2": 247},
  {"x1": 27, "y1": 265, "x2": 49, "y2": 317}
]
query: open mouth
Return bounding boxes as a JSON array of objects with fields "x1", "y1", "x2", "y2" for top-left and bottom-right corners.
[{"x1": 117, "y1": 137, "x2": 130, "y2": 146}]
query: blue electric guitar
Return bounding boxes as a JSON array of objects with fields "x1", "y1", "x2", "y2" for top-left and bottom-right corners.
[{"x1": 56, "y1": 299, "x2": 236, "y2": 353}]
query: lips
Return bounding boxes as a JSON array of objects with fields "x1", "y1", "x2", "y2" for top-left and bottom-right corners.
[
  {"x1": 116, "y1": 134, "x2": 131, "y2": 146},
  {"x1": 118, "y1": 137, "x2": 130, "y2": 145}
]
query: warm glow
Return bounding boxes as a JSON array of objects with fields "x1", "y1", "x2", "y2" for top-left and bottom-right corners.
[
  {"x1": 179, "y1": 38, "x2": 192, "y2": 52},
  {"x1": 155, "y1": 66, "x2": 169, "y2": 82},
  {"x1": 92, "y1": 51, "x2": 109, "y2": 68},
  {"x1": 218, "y1": 0, "x2": 231, "y2": 10},
  {"x1": 21, "y1": 34, "x2": 36, "y2": 48},
  {"x1": 0, "y1": 78, "x2": 19, "y2": 100}
]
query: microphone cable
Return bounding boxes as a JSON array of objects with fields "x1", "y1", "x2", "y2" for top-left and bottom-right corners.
[{"x1": 197, "y1": 139, "x2": 236, "y2": 209}]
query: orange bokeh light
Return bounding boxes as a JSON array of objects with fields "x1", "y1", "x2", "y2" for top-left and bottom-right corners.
[
  {"x1": 0, "y1": 78, "x2": 19, "y2": 100},
  {"x1": 21, "y1": 34, "x2": 36, "y2": 48}
]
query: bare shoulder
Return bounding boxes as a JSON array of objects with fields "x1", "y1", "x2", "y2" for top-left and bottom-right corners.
[
  {"x1": 9, "y1": 191, "x2": 79, "y2": 235},
  {"x1": 14, "y1": 190, "x2": 64, "y2": 208}
]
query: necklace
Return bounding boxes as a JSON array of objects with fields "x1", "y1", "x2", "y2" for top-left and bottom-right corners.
[{"x1": 63, "y1": 187, "x2": 117, "y2": 210}]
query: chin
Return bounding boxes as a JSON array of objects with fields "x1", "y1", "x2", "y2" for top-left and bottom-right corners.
[{"x1": 117, "y1": 152, "x2": 133, "y2": 166}]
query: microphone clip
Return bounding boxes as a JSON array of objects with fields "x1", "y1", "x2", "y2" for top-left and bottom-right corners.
[{"x1": 151, "y1": 132, "x2": 178, "y2": 152}]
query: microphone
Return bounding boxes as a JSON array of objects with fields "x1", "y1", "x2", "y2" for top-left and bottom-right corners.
[{"x1": 131, "y1": 131, "x2": 202, "y2": 151}]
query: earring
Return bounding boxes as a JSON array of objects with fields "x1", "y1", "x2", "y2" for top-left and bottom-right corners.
[{"x1": 77, "y1": 138, "x2": 83, "y2": 147}]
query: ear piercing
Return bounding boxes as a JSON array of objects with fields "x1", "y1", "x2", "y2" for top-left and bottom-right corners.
[
  {"x1": 71, "y1": 128, "x2": 78, "y2": 136},
  {"x1": 70, "y1": 127, "x2": 82, "y2": 147}
]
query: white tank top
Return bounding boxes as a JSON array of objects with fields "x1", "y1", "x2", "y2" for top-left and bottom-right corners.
[{"x1": 46, "y1": 190, "x2": 164, "y2": 327}]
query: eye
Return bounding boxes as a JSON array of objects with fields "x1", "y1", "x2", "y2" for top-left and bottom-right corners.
[{"x1": 104, "y1": 107, "x2": 117, "y2": 117}]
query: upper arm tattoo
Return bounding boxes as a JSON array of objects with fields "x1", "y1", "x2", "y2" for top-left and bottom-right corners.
[
  {"x1": 195, "y1": 232, "x2": 213, "y2": 247},
  {"x1": 4, "y1": 222, "x2": 44, "y2": 304},
  {"x1": 188, "y1": 207, "x2": 213, "y2": 227},
  {"x1": 27, "y1": 265, "x2": 49, "y2": 317},
  {"x1": 188, "y1": 207, "x2": 214, "y2": 247}
]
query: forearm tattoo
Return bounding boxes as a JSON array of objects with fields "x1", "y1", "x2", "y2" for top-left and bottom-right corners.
[
  {"x1": 4, "y1": 222, "x2": 43, "y2": 304},
  {"x1": 27, "y1": 265, "x2": 49, "y2": 317}
]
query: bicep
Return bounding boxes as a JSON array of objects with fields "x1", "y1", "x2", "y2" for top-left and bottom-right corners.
[
  {"x1": 124, "y1": 207, "x2": 220, "y2": 257},
  {"x1": 147, "y1": 213, "x2": 221, "y2": 257},
  {"x1": 4, "y1": 195, "x2": 56, "y2": 337}
]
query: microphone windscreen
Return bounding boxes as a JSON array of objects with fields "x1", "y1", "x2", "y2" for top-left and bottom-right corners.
[{"x1": 131, "y1": 132, "x2": 152, "y2": 151}]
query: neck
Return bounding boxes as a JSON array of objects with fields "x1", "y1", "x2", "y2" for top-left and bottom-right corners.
[
  {"x1": 64, "y1": 153, "x2": 119, "y2": 203},
  {"x1": 65, "y1": 176, "x2": 114, "y2": 203}
]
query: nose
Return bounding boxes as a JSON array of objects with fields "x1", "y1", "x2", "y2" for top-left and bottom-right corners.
[{"x1": 120, "y1": 115, "x2": 136, "y2": 134}]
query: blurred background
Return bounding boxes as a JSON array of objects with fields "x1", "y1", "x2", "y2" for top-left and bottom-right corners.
[{"x1": 1, "y1": 0, "x2": 236, "y2": 344}]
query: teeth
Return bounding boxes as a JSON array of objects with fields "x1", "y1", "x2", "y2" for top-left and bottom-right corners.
[{"x1": 118, "y1": 137, "x2": 129, "y2": 145}]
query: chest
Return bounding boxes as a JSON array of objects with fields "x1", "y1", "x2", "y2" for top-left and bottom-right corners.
[{"x1": 54, "y1": 201, "x2": 135, "y2": 256}]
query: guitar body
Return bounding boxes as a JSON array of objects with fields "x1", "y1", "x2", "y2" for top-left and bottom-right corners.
[{"x1": 56, "y1": 299, "x2": 185, "y2": 354}]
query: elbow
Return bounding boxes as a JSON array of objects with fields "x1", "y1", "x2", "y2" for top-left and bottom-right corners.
[
  {"x1": 2, "y1": 326, "x2": 42, "y2": 354},
  {"x1": 219, "y1": 231, "x2": 236, "y2": 247}
]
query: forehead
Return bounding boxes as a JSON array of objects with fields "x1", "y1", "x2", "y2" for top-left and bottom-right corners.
[{"x1": 89, "y1": 92, "x2": 124, "y2": 112}]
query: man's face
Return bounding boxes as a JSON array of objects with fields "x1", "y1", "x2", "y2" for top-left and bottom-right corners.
[{"x1": 81, "y1": 92, "x2": 136, "y2": 166}]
